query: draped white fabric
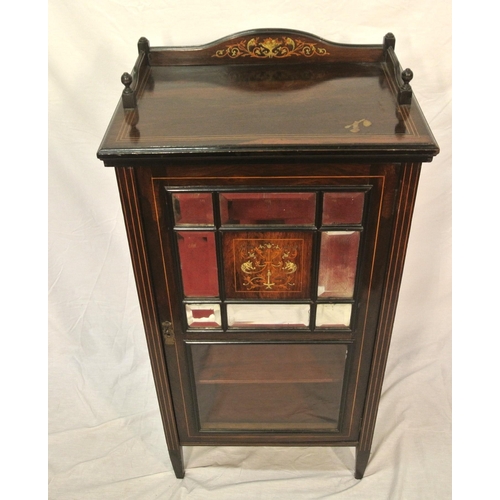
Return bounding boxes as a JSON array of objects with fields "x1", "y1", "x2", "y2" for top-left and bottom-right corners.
[{"x1": 48, "y1": 1, "x2": 452, "y2": 498}]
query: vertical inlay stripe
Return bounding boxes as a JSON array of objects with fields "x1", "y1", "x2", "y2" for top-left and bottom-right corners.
[{"x1": 116, "y1": 167, "x2": 181, "y2": 451}]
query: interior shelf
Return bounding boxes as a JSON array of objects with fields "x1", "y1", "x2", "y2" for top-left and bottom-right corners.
[{"x1": 194, "y1": 343, "x2": 346, "y2": 384}]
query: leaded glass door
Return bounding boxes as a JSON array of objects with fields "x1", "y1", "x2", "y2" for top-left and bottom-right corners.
[{"x1": 148, "y1": 167, "x2": 394, "y2": 443}]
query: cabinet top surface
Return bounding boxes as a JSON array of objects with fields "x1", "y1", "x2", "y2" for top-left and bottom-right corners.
[{"x1": 97, "y1": 30, "x2": 439, "y2": 163}]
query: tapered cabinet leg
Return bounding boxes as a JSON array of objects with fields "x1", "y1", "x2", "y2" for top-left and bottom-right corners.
[
  {"x1": 169, "y1": 447, "x2": 185, "y2": 479},
  {"x1": 355, "y1": 447, "x2": 370, "y2": 479}
]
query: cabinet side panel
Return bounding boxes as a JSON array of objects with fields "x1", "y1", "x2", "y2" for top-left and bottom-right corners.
[
  {"x1": 357, "y1": 163, "x2": 422, "y2": 465},
  {"x1": 114, "y1": 167, "x2": 183, "y2": 461}
]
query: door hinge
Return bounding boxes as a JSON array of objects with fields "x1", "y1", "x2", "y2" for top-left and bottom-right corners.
[{"x1": 161, "y1": 320, "x2": 175, "y2": 346}]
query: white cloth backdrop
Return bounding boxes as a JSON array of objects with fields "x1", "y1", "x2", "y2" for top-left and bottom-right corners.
[{"x1": 48, "y1": 1, "x2": 452, "y2": 498}]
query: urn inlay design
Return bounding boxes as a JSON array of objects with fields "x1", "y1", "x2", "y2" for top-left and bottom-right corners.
[
  {"x1": 239, "y1": 240, "x2": 300, "y2": 291},
  {"x1": 223, "y1": 232, "x2": 313, "y2": 299}
]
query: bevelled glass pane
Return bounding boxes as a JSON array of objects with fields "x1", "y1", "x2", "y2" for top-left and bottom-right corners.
[
  {"x1": 316, "y1": 303, "x2": 352, "y2": 328},
  {"x1": 227, "y1": 303, "x2": 310, "y2": 328},
  {"x1": 191, "y1": 343, "x2": 347, "y2": 430},
  {"x1": 186, "y1": 304, "x2": 221, "y2": 328},
  {"x1": 317, "y1": 231, "x2": 360, "y2": 299},
  {"x1": 220, "y1": 192, "x2": 316, "y2": 225},
  {"x1": 177, "y1": 232, "x2": 219, "y2": 297},
  {"x1": 323, "y1": 192, "x2": 364, "y2": 225},
  {"x1": 172, "y1": 192, "x2": 214, "y2": 226}
]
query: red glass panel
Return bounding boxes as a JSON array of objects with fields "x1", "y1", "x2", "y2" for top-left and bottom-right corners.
[
  {"x1": 172, "y1": 192, "x2": 213, "y2": 226},
  {"x1": 323, "y1": 192, "x2": 364, "y2": 225},
  {"x1": 220, "y1": 192, "x2": 316, "y2": 225},
  {"x1": 318, "y1": 231, "x2": 360, "y2": 298},
  {"x1": 177, "y1": 232, "x2": 218, "y2": 297}
]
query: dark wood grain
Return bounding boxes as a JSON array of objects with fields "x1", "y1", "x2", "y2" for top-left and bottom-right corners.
[
  {"x1": 97, "y1": 30, "x2": 439, "y2": 162},
  {"x1": 98, "y1": 30, "x2": 439, "y2": 480},
  {"x1": 130, "y1": 163, "x2": 397, "y2": 447},
  {"x1": 114, "y1": 167, "x2": 185, "y2": 478},
  {"x1": 355, "y1": 162, "x2": 422, "y2": 479}
]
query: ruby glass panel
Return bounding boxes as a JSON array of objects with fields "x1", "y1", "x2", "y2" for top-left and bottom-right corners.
[
  {"x1": 177, "y1": 231, "x2": 219, "y2": 297},
  {"x1": 317, "y1": 231, "x2": 360, "y2": 299},
  {"x1": 323, "y1": 192, "x2": 364, "y2": 225},
  {"x1": 220, "y1": 192, "x2": 316, "y2": 226},
  {"x1": 172, "y1": 192, "x2": 214, "y2": 226}
]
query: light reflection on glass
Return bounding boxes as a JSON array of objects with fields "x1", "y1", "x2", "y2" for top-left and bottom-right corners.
[
  {"x1": 316, "y1": 303, "x2": 352, "y2": 328},
  {"x1": 186, "y1": 304, "x2": 221, "y2": 328},
  {"x1": 227, "y1": 303, "x2": 310, "y2": 328},
  {"x1": 317, "y1": 231, "x2": 360, "y2": 299}
]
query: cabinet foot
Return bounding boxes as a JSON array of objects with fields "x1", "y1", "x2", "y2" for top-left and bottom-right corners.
[
  {"x1": 354, "y1": 448, "x2": 370, "y2": 479},
  {"x1": 169, "y1": 448, "x2": 185, "y2": 479}
]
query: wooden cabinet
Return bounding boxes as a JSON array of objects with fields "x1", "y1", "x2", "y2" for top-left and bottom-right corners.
[{"x1": 97, "y1": 29, "x2": 439, "y2": 479}]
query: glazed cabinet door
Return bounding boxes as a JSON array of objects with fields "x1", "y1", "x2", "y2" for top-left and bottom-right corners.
[{"x1": 133, "y1": 163, "x2": 399, "y2": 446}]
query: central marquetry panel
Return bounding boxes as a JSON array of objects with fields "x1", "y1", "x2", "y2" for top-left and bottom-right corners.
[{"x1": 223, "y1": 231, "x2": 313, "y2": 299}]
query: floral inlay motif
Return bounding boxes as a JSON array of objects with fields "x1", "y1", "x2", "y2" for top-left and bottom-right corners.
[
  {"x1": 239, "y1": 241, "x2": 300, "y2": 291},
  {"x1": 213, "y1": 37, "x2": 330, "y2": 59}
]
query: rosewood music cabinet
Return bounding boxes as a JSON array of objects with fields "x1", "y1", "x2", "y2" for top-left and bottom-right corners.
[{"x1": 97, "y1": 29, "x2": 439, "y2": 479}]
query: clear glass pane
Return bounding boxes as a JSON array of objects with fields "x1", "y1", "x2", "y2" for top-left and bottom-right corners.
[
  {"x1": 177, "y1": 232, "x2": 219, "y2": 297},
  {"x1": 186, "y1": 304, "x2": 221, "y2": 328},
  {"x1": 191, "y1": 343, "x2": 347, "y2": 430},
  {"x1": 317, "y1": 231, "x2": 360, "y2": 299},
  {"x1": 316, "y1": 303, "x2": 352, "y2": 328},
  {"x1": 323, "y1": 192, "x2": 364, "y2": 225},
  {"x1": 220, "y1": 192, "x2": 316, "y2": 225},
  {"x1": 172, "y1": 192, "x2": 213, "y2": 226},
  {"x1": 227, "y1": 303, "x2": 310, "y2": 328}
]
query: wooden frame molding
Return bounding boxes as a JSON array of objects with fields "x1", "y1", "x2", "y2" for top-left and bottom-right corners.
[{"x1": 115, "y1": 166, "x2": 185, "y2": 478}]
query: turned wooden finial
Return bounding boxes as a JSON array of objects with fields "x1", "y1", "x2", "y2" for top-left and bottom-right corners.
[
  {"x1": 121, "y1": 72, "x2": 132, "y2": 89},
  {"x1": 383, "y1": 33, "x2": 396, "y2": 52},
  {"x1": 138, "y1": 37, "x2": 150, "y2": 54},
  {"x1": 398, "y1": 68, "x2": 413, "y2": 105},
  {"x1": 121, "y1": 72, "x2": 136, "y2": 109},
  {"x1": 401, "y1": 68, "x2": 413, "y2": 88}
]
